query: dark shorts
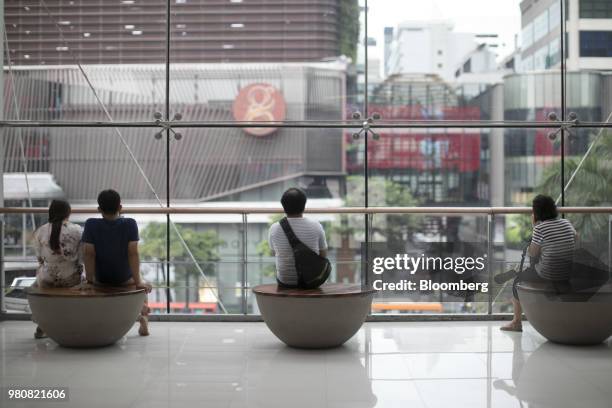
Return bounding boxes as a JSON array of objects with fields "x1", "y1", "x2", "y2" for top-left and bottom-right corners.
[{"x1": 512, "y1": 266, "x2": 569, "y2": 299}]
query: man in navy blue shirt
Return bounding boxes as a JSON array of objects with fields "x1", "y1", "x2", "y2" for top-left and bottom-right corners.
[{"x1": 82, "y1": 189, "x2": 152, "y2": 336}]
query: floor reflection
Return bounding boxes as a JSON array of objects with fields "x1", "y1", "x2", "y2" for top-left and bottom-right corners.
[
  {"x1": 495, "y1": 332, "x2": 612, "y2": 408},
  {"x1": 247, "y1": 347, "x2": 377, "y2": 408},
  {"x1": 3, "y1": 321, "x2": 612, "y2": 407}
]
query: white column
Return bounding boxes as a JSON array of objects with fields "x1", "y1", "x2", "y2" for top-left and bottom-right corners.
[
  {"x1": 489, "y1": 83, "x2": 505, "y2": 207},
  {"x1": 567, "y1": 0, "x2": 581, "y2": 70}
]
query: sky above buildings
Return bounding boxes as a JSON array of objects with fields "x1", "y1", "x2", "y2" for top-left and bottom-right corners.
[{"x1": 366, "y1": 0, "x2": 522, "y2": 63}]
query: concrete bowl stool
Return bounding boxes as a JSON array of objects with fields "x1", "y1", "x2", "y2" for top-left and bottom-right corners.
[
  {"x1": 253, "y1": 283, "x2": 375, "y2": 348},
  {"x1": 27, "y1": 285, "x2": 146, "y2": 348},
  {"x1": 516, "y1": 281, "x2": 612, "y2": 345}
]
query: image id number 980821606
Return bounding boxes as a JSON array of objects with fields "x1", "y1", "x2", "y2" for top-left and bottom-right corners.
[{"x1": 4, "y1": 387, "x2": 69, "y2": 401}]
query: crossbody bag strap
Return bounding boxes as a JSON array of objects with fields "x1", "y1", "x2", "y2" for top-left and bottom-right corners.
[{"x1": 279, "y1": 217, "x2": 302, "y2": 249}]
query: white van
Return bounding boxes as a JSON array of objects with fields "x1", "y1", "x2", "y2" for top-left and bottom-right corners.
[{"x1": 4, "y1": 277, "x2": 36, "y2": 313}]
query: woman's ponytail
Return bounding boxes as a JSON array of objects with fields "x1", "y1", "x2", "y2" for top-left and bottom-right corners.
[
  {"x1": 48, "y1": 200, "x2": 71, "y2": 254},
  {"x1": 49, "y1": 220, "x2": 63, "y2": 253}
]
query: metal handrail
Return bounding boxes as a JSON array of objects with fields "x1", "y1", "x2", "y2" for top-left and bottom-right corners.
[
  {"x1": 1, "y1": 206, "x2": 612, "y2": 215},
  {"x1": 2, "y1": 119, "x2": 611, "y2": 129}
]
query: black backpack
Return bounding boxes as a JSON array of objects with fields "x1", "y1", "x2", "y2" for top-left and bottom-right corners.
[{"x1": 279, "y1": 217, "x2": 331, "y2": 289}]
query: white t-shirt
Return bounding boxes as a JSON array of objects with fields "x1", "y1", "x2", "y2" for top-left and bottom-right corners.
[
  {"x1": 268, "y1": 217, "x2": 328, "y2": 286},
  {"x1": 33, "y1": 221, "x2": 84, "y2": 287}
]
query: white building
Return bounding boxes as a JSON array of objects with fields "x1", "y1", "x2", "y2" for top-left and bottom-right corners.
[
  {"x1": 384, "y1": 20, "x2": 479, "y2": 83},
  {"x1": 520, "y1": 0, "x2": 612, "y2": 72},
  {"x1": 356, "y1": 36, "x2": 383, "y2": 86},
  {"x1": 453, "y1": 44, "x2": 509, "y2": 98}
]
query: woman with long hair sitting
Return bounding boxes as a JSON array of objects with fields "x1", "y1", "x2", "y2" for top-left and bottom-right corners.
[{"x1": 32, "y1": 199, "x2": 84, "y2": 338}]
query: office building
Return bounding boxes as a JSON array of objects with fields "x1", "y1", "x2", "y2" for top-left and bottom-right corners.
[
  {"x1": 384, "y1": 21, "x2": 481, "y2": 82},
  {"x1": 504, "y1": 0, "x2": 612, "y2": 204},
  {"x1": 4, "y1": 0, "x2": 350, "y2": 65},
  {"x1": 520, "y1": 0, "x2": 612, "y2": 71}
]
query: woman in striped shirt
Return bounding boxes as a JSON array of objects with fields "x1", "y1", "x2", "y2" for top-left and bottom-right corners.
[{"x1": 500, "y1": 195, "x2": 577, "y2": 332}]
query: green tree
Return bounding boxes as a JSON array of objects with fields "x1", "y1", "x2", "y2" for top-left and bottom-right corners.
[
  {"x1": 140, "y1": 222, "x2": 223, "y2": 309},
  {"x1": 505, "y1": 214, "x2": 532, "y2": 248},
  {"x1": 538, "y1": 131, "x2": 612, "y2": 258},
  {"x1": 338, "y1": 0, "x2": 360, "y2": 62},
  {"x1": 256, "y1": 214, "x2": 283, "y2": 279},
  {"x1": 341, "y1": 175, "x2": 421, "y2": 248}
]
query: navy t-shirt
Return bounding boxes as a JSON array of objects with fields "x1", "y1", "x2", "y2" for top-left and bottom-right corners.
[{"x1": 82, "y1": 217, "x2": 139, "y2": 285}]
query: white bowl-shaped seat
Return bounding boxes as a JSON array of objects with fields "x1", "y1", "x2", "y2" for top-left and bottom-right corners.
[
  {"x1": 517, "y1": 281, "x2": 612, "y2": 345},
  {"x1": 27, "y1": 286, "x2": 146, "y2": 348},
  {"x1": 253, "y1": 284, "x2": 375, "y2": 349}
]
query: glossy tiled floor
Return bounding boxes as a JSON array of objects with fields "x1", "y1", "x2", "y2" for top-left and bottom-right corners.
[{"x1": 2, "y1": 321, "x2": 612, "y2": 408}]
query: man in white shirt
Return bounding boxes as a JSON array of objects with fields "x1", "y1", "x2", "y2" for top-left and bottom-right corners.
[{"x1": 268, "y1": 188, "x2": 328, "y2": 287}]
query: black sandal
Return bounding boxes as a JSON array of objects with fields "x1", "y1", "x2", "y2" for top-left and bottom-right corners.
[{"x1": 34, "y1": 327, "x2": 48, "y2": 339}]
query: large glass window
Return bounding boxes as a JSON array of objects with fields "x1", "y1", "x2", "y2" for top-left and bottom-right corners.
[
  {"x1": 549, "y1": 37, "x2": 561, "y2": 66},
  {"x1": 3, "y1": 1, "x2": 167, "y2": 122},
  {"x1": 522, "y1": 22, "x2": 534, "y2": 49},
  {"x1": 580, "y1": 31, "x2": 612, "y2": 57},
  {"x1": 580, "y1": 0, "x2": 612, "y2": 18},
  {"x1": 534, "y1": 11, "x2": 549, "y2": 42},
  {"x1": 549, "y1": 2, "x2": 561, "y2": 30},
  {"x1": 534, "y1": 46, "x2": 549, "y2": 70},
  {"x1": 522, "y1": 55, "x2": 534, "y2": 71},
  {"x1": 0, "y1": 0, "x2": 608, "y2": 318}
]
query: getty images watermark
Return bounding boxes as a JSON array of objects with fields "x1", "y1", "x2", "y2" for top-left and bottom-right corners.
[{"x1": 370, "y1": 252, "x2": 489, "y2": 294}]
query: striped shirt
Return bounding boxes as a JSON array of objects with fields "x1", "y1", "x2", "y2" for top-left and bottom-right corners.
[
  {"x1": 532, "y1": 217, "x2": 576, "y2": 280},
  {"x1": 268, "y1": 217, "x2": 328, "y2": 286}
]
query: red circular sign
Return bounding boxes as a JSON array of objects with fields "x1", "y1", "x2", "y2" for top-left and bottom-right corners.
[{"x1": 232, "y1": 83, "x2": 286, "y2": 136}]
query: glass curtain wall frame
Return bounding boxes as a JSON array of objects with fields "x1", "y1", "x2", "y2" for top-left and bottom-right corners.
[{"x1": 3, "y1": 0, "x2": 612, "y2": 318}]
